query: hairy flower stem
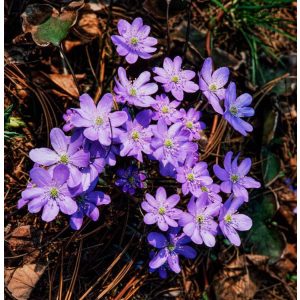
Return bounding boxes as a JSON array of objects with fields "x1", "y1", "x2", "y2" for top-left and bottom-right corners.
[{"x1": 59, "y1": 44, "x2": 81, "y2": 96}]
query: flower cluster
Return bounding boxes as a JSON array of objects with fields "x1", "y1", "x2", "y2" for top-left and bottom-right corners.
[{"x1": 18, "y1": 17, "x2": 261, "y2": 279}]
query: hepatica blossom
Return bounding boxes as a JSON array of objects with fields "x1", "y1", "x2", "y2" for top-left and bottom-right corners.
[
  {"x1": 111, "y1": 17, "x2": 157, "y2": 64},
  {"x1": 153, "y1": 56, "x2": 199, "y2": 101},
  {"x1": 114, "y1": 67, "x2": 158, "y2": 107},
  {"x1": 71, "y1": 93, "x2": 128, "y2": 146},
  {"x1": 151, "y1": 120, "x2": 198, "y2": 168},
  {"x1": 70, "y1": 189, "x2": 111, "y2": 230},
  {"x1": 219, "y1": 196, "x2": 252, "y2": 246},
  {"x1": 148, "y1": 227, "x2": 197, "y2": 273},
  {"x1": 223, "y1": 82, "x2": 255, "y2": 136},
  {"x1": 213, "y1": 151, "x2": 261, "y2": 202},
  {"x1": 115, "y1": 165, "x2": 146, "y2": 195},
  {"x1": 119, "y1": 109, "x2": 153, "y2": 162},
  {"x1": 177, "y1": 108, "x2": 206, "y2": 141},
  {"x1": 29, "y1": 128, "x2": 90, "y2": 188},
  {"x1": 176, "y1": 157, "x2": 213, "y2": 197},
  {"x1": 179, "y1": 195, "x2": 220, "y2": 247},
  {"x1": 199, "y1": 57, "x2": 229, "y2": 114},
  {"x1": 21, "y1": 165, "x2": 77, "y2": 222},
  {"x1": 151, "y1": 94, "x2": 181, "y2": 125},
  {"x1": 141, "y1": 187, "x2": 183, "y2": 231}
]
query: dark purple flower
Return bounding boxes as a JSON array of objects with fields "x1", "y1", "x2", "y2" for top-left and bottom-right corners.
[
  {"x1": 177, "y1": 108, "x2": 206, "y2": 141},
  {"x1": 149, "y1": 251, "x2": 169, "y2": 279},
  {"x1": 223, "y1": 82, "x2": 255, "y2": 136},
  {"x1": 179, "y1": 195, "x2": 220, "y2": 247},
  {"x1": 213, "y1": 151, "x2": 261, "y2": 202},
  {"x1": 153, "y1": 56, "x2": 199, "y2": 101},
  {"x1": 176, "y1": 156, "x2": 213, "y2": 197},
  {"x1": 115, "y1": 165, "x2": 146, "y2": 195},
  {"x1": 151, "y1": 120, "x2": 198, "y2": 168},
  {"x1": 119, "y1": 109, "x2": 153, "y2": 162},
  {"x1": 71, "y1": 93, "x2": 128, "y2": 146},
  {"x1": 20, "y1": 165, "x2": 77, "y2": 222},
  {"x1": 29, "y1": 128, "x2": 90, "y2": 188},
  {"x1": 147, "y1": 227, "x2": 197, "y2": 274},
  {"x1": 199, "y1": 57, "x2": 229, "y2": 114},
  {"x1": 111, "y1": 17, "x2": 157, "y2": 64},
  {"x1": 63, "y1": 109, "x2": 77, "y2": 132},
  {"x1": 114, "y1": 67, "x2": 158, "y2": 107},
  {"x1": 151, "y1": 94, "x2": 181, "y2": 125},
  {"x1": 141, "y1": 186, "x2": 183, "y2": 231},
  {"x1": 219, "y1": 196, "x2": 252, "y2": 246},
  {"x1": 70, "y1": 189, "x2": 110, "y2": 230}
]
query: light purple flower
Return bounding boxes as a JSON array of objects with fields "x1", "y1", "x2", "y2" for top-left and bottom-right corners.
[
  {"x1": 198, "y1": 183, "x2": 222, "y2": 204},
  {"x1": 177, "y1": 108, "x2": 206, "y2": 141},
  {"x1": 71, "y1": 93, "x2": 128, "y2": 146},
  {"x1": 219, "y1": 196, "x2": 252, "y2": 246},
  {"x1": 199, "y1": 57, "x2": 229, "y2": 114},
  {"x1": 141, "y1": 186, "x2": 183, "y2": 231},
  {"x1": 213, "y1": 151, "x2": 261, "y2": 202},
  {"x1": 20, "y1": 165, "x2": 77, "y2": 222},
  {"x1": 147, "y1": 227, "x2": 197, "y2": 274},
  {"x1": 111, "y1": 17, "x2": 157, "y2": 64},
  {"x1": 29, "y1": 128, "x2": 90, "y2": 188},
  {"x1": 114, "y1": 67, "x2": 158, "y2": 107},
  {"x1": 223, "y1": 82, "x2": 255, "y2": 136},
  {"x1": 119, "y1": 109, "x2": 153, "y2": 162},
  {"x1": 115, "y1": 165, "x2": 146, "y2": 195},
  {"x1": 63, "y1": 109, "x2": 77, "y2": 132},
  {"x1": 179, "y1": 195, "x2": 220, "y2": 246},
  {"x1": 176, "y1": 156, "x2": 213, "y2": 197},
  {"x1": 151, "y1": 119, "x2": 198, "y2": 168},
  {"x1": 70, "y1": 189, "x2": 111, "y2": 230},
  {"x1": 18, "y1": 182, "x2": 35, "y2": 209},
  {"x1": 153, "y1": 56, "x2": 199, "y2": 101},
  {"x1": 151, "y1": 94, "x2": 181, "y2": 125}
]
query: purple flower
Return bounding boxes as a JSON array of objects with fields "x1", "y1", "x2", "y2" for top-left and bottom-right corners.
[
  {"x1": 29, "y1": 128, "x2": 90, "y2": 188},
  {"x1": 119, "y1": 109, "x2": 153, "y2": 162},
  {"x1": 141, "y1": 186, "x2": 183, "y2": 231},
  {"x1": 213, "y1": 151, "x2": 261, "y2": 202},
  {"x1": 179, "y1": 195, "x2": 220, "y2": 247},
  {"x1": 151, "y1": 120, "x2": 198, "y2": 168},
  {"x1": 153, "y1": 56, "x2": 199, "y2": 101},
  {"x1": 111, "y1": 17, "x2": 157, "y2": 64},
  {"x1": 114, "y1": 67, "x2": 158, "y2": 107},
  {"x1": 18, "y1": 182, "x2": 35, "y2": 209},
  {"x1": 70, "y1": 189, "x2": 111, "y2": 230},
  {"x1": 149, "y1": 251, "x2": 169, "y2": 279},
  {"x1": 199, "y1": 57, "x2": 229, "y2": 114},
  {"x1": 198, "y1": 183, "x2": 222, "y2": 204},
  {"x1": 176, "y1": 157, "x2": 213, "y2": 197},
  {"x1": 20, "y1": 165, "x2": 77, "y2": 222},
  {"x1": 219, "y1": 196, "x2": 252, "y2": 246},
  {"x1": 177, "y1": 108, "x2": 206, "y2": 141},
  {"x1": 71, "y1": 93, "x2": 128, "y2": 146},
  {"x1": 151, "y1": 94, "x2": 181, "y2": 125},
  {"x1": 223, "y1": 82, "x2": 255, "y2": 136},
  {"x1": 63, "y1": 109, "x2": 77, "y2": 132},
  {"x1": 115, "y1": 165, "x2": 146, "y2": 195},
  {"x1": 147, "y1": 227, "x2": 197, "y2": 274}
]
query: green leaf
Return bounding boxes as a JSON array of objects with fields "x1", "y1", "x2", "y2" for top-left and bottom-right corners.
[
  {"x1": 261, "y1": 147, "x2": 282, "y2": 185},
  {"x1": 244, "y1": 194, "x2": 285, "y2": 263},
  {"x1": 21, "y1": 1, "x2": 84, "y2": 47}
]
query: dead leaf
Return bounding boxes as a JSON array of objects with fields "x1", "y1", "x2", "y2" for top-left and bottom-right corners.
[
  {"x1": 77, "y1": 13, "x2": 100, "y2": 37},
  {"x1": 5, "y1": 264, "x2": 46, "y2": 300},
  {"x1": 7, "y1": 226, "x2": 34, "y2": 252},
  {"x1": 46, "y1": 73, "x2": 85, "y2": 97},
  {"x1": 213, "y1": 255, "x2": 269, "y2": 300}
]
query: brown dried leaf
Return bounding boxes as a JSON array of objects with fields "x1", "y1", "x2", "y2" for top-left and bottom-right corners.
[
  {"x1": 77, "y1": 13, "x2": 100, "y2": 37},
  {"x1": 47, "y1": 73, "x2": 85, "y2": 97},
  {"x1": 5, "y1": 264, "x2": 46, "y2": 300}
]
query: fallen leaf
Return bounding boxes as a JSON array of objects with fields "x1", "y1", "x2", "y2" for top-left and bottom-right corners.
[
  {"x1": 77, "y1": 13, "x2": 100, "y2": 37},
  {"x1": 46, "y1": 73, "x2": 85, "y2": 97},
  {"x1": 5, "y1": 264, "x2": 46, "y2": 300}
]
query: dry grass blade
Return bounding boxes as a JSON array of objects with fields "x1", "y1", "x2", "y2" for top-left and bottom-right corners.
[{"x1": 65, "y1": 239, "x2": 83, "y2": 300}]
